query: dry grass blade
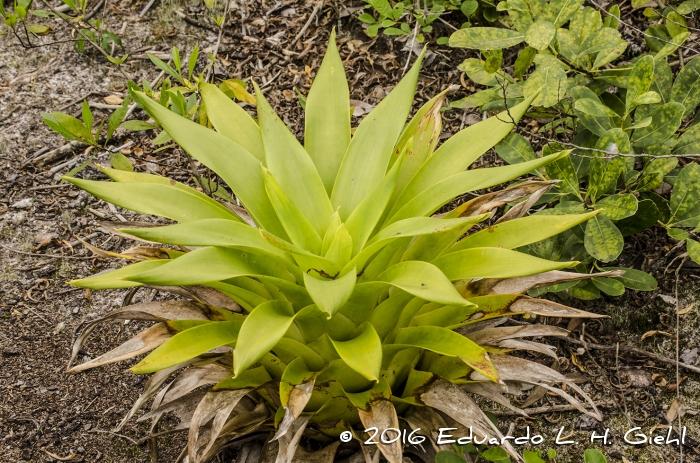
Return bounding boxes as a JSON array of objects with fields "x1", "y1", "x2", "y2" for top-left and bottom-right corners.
[
  {"x1": 495, "y1": 339, "x2": 559, "y2": 360},
  {"x1": 403, "y1": 407, "x2": 450, "y2": 452},
  {"x1": 510, "y1": 296, "x2": 607, "y2": 318},
  {"x1": 276, "y1": 414, "x2": 311, "y2": 463},
  {"x1": 462, "y1": 382, "x2": 527, "y2": 416},
  {"x1": 450, "y1": 180, "x2": 557, "y2": 217},
  {"x1": 465, "y1": 324, "x2": 569, "y2": 344},
  {"x1": 273, "y1": 381, "x2": 314, "y2": 441}
]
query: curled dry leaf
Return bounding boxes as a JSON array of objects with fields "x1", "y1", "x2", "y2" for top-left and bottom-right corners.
[
  {"x1": 68, "y1": 323, "x2": 172, "y2": 373},
  {"x1": 188, "y1": 389, "x2": 251, "y2": 463},
  {"x1": 462, "y1": 381, "x2": 527, "y2": 416},
  {"x1": 276, "y1": 414, "x2": 311, "y2": 463},
  {"x1": 403, "y1": 406, "x2": 450, "y2": 452},
  {"x1": 104, "y1": 94, "x2": 124, "y2": 105},
  {"x1": 496, "y1": 183, "x2": 555, "y2": 223},
  {"x1": 510, "y1": 296, "x2": 606, "y2": 318},
  {"x1": 465, "y1": 324, "x2": 570, "y2": 344},
  {"x1": 676, "y1": 302, "x2": 695, "y2": 315},
  {"x1": 291, "y1": 441, "x2": 340, "y2": 463},
  {"x1": 273, "y1": 381, "x2": 315, "y2": 441},
  {"x1": 420, "y1": 379, "x2": 518, "y2": 460},
  {"x1": 449, "y1": 180, "x2": 556, "y2": 218},
  {"x1": 358, "y1": 400, "x2": 402, "y2": 463},
  {"x1": 463, "y1": 270, "x2": 625, "y2": 296}
]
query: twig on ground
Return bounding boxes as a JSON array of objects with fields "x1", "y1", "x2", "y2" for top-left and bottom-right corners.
[
  {"x1": 291, "y1": 1, "x2": 323, "y2": 47},
  {"x1": 556, "y1": 336, "x2": 700, "y2": 375},
  {"x1": 487, "y1": 401, "x2": 616, "y2": 416},
  {"x1": 139, "y1": 0, "x2": 159, "y2": 18},
  {"x1": 84, "y1": 0, "x2": 106, "y2": 20}
]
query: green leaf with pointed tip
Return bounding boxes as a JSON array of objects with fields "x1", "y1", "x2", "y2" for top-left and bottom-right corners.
[
  {"x1": 305, "y1": 29, "x2": 351, "y2": 194},
  {"x1": 671, "y1": 57, "x2": 700, "y2": 119},
  {"x1": 584, "y1": 214, "x2": 623, "y2": 262},
  {"x1": 525, "y1": 20, "x2": 555, "y2": 50},
  {"x1": 434, "y1": 247, "x2": 577, "y2": 280},
  {"x1": 449, "y1": 27, "x2": 525, "y2": 50},
  {"x1": 670, "y1": 163, "x2": 700, "y2": 227},
  {"x1": 602, "y1": 266, "x2": 658, "y2": 290},
  {"x1": 588, "y1": 129, "x2": 630, "y2": 202},
  {"x1": 200, "y1": 83, "x2": 265, "y2": 162},
  {"x1": 452, "y1": 213, "x2": 597, "y2": 252},
  {"x1": 97, "y1": 167, "x2": 236, "y2": 218},
  {"x1": 330, "y1": 323, "x2": 383, "y2": 382},
  {"x1": 626, "y1": 55, "x2": 654, "y2": 111},
  {"x1": 345, "y1": 155, "x2": 402, "y2": 255},
  {"x1": 545, "y1": 152, "x2": 581, "y2": 197},
  {"x1": 304, "y1": 268, "x2": 357, "y2": 318},
  {"x1": 119, "y1": 219, "x2": 284, "y2": 256},
  {"x1": 262, "y1": 168, "x2": 323, "y2": 254},
  {"x1": 259, "y1": 229, "x2": 339, "y2": 278},
  {"x1": 387, "y1": 151, "x2": 571, "y2": 225},
  {"x1": 130, "y1": 91, "x2": 286, "y2": 238},
  {"x1": 131, "y1": 320, "x2": 242, "y2": 374},
  {"x1": 255, "y1": 85, "x2": 333, "y2": 236},
  {"x1": 593, "y1": 42, "x2": 627, "y2": 69},
  {"x1": 234, "y1": 301, "x2": 296, "y2": 376},
  {"x1": 273, "y1": 338, "x2": 326, "y2": 371},
  {"x1": 125, "y1": 247, "x2": 294, "y2": 286},
  {"x1": 321, "y1": 211, "x2": 342, "y2": 256},
  {"x1": 331, "y1": 51, "x2": 423, "y2": 221},
  {"x1": 513, "y1": 46, "x2": 537, "y2": 79},
  {"x1": 368, "y1": 292, "x2": 415, "y2": 340},
  {"x1": 69, "y1": 260, "x2": 168, "y2": 289},
  {"x1": 344, "y1": 216, "x2": 489, "y2": 274},
  {"x1": 592, "y1": 277, "x2": 625, "y2": 296},
  {"x1": 633, "y1": 91, "x2": 661, "y2": 107},
  {"x1": 494, "y1": 133, "x2": 536, "y2": 164},
  {"x1": 631, "y1": 102, "x2": 685, "y2": 148},
  {"x1": 395, "y1": 326, "x2": 499, "y2": 382},
  {"x1": 324, "y1": 224, "x2": 353, "y2": 268},
  {"x1": 615, "y1": 199, "x2": 660, "y2": 236},
  {"x1": 594, "y1": 194, "x2": 638, "y2": 220},
  {"x1": 583, "y1": 449, "x2": 607, "y2": 463},
  {"x1": 390, "y1": 94, "x2": 537, "y2": 217},
  {"x1": 574, "y1": 98, "x2": 621, "y2": 119},
  {"x1": 377, "y1": 261, "x2": 468, "y2": 306},
  {"x1": 673, "y1": 123, "x2": 700, "y2": 155},
  {"x1": 64, "y1": 177, "x2": 237, "y2": 223}
]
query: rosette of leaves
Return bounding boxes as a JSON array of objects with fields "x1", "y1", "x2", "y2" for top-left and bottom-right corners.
[{"x1": 64, "y1": 35, "x2": 610, "y2": 462}]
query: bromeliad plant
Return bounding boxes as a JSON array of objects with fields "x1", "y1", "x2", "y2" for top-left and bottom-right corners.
[{"x1": 65, "y1": 34, "x2": 614, "y2": 463}]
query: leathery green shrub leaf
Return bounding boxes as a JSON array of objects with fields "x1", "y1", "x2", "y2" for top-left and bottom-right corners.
[
  {"x1": 132, "y1": 320, "x2": 242, "y2": 374},
  {"x1": 687, "y1": 239, "x2": 700, "y2": 265},
  {"x1": 376, "y1": 261, "x2": 469, "y2": 306},
  {"x1": 433, "y1": 248, "x2": 577, "y2": 280},
  {"x1": 670, "y1": 163, "x2": 700, "y2": 226},
  {"x1": 671, "y1": 56, "x2": 700, "y2": 118},
  {"x1": 395, "y1": 326, "x2": 499, "y2": 382},
  {"x1": 584, "y1": 215, "x2": 624, "y2": 262},
  {"x1": 525, "y1": 20, "x2": 556, "y2": 50},
  {"x1": 594, "y1": 194, "x2": 638, "y2": 220},
  {"x1": 631, "y1": 102, "x2": 685, "y2": 148},
  {"x1": 331, "y1": 323, "x2": 382, "y2": 382},
  {"x1": 626, "y1": 55, "x2": 654, "y2": 111},
  {"x1": 494, "y1": 132, "x2": 536, "y2": 164},
  {"x1": 304, "y1": 29, "x2": 351, "y2": 194},
  {"x1": 303, "y1": 268, "x2": 357, "y2": 318},
  {"x1": 234, "y1": 301, "x2": 296, "y2": 376},
  {"x1": 449, "y1": 27, "x2": 525, "y2": 50},
  {"x1": 602, "y1": 267, "x2": 658, "y2": 290}
]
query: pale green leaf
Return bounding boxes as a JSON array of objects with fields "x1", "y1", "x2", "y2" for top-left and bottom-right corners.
[
  {"x1": 330, "y1": 323, "x2": 382, "y2": 382},
  {"x1": 234, "y1": 301, "x2": 296, "y2": 375},
  {"x1": 433, "y1": 247, "x2": 577, "y2": 280},
  {"x1": 256, "y1": 84, "x2": 333, "y2": 236},
  {"x1": 200, "y1": 83, "x2": 265, "y2": 162},
  {"x1": 631, "y1": 102, "x2": 685, "y2": 147},
  {"x1": 452, "y1": 212, "x2": 597, "y2": 252},
  {"x1": 303, "y1": 268, "x2": 357, "y2": 318},
  {"x1": 377, "y1": 261, "x2": 468, "y2": 306},
  {"x1": 305, "y1": 29, "x2": 351, "y2": 194},
  {"x1": 69, "y1": 260, "x2": 168, "y2": 289},
  {"x1": 626, "y1": 55, "x2": 654, "y2": 111},
  {"x1": 131, "y1": 91, "x2": 286, "y2": 238},
  {"x1": 132, "y1": 321, "x2": 242, "y2": 374},
  {"x1": 594, "y1": 194, "x2": 638, "y2": 220},
  {"x1": 395, "y1": 326, "x2": 499, "y2": 382},
  {"x1": 331, "y1": 51, "x2": 424, "y2": 221}
]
